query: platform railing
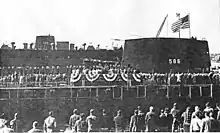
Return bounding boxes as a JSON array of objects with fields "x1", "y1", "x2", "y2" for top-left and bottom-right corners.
[
  {"x1": 0, "y1": 84, "x2": 215, "y2": 101},
  {"x1": 0, "y1": 80, "x2": 217, "y2": 89}
]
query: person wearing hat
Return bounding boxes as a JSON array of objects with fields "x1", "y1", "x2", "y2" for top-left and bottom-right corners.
[
  {"x1": 75, "y1": 113, "x2": 88, "y2": 133},
  {"x1": 69, "y1": 109, "x2": 80, "y2": 132},
  {"x1": 27, "y1": 121, "x2": 42, "y2": 133},
  {"x1": 43, "y1": 111, "x2": 56, "y2": 133},
  {"x1": 113, "y1": 110, "x2": 125, "y2": 132},
  {"x1": 145, "y1": 106, "x2": 157, "y2": 132},
  {"x1": 86, "y1": 109, "x2": 97, "y2": 132}
]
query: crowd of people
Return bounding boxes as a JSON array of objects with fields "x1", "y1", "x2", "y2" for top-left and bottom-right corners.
[
  {"x1": 1, "y1": 101, "x2": 220, "y2": 132},
  {"x1": 1, "y1": 64, "x2": 220, "y2": 87}
]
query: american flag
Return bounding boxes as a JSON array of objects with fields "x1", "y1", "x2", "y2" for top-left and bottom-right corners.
[{"x1": 171, "y1": 14, "x2": 190, "y2": 33}]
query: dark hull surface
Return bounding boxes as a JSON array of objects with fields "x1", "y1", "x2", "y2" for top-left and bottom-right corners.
[{"x1": 123, "y1": 38, "x2": 211, "y2": 73}]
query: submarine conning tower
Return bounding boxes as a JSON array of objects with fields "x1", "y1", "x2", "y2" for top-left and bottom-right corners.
[{"x1": 122, "y1": 37, "x2": 211, "y2": 73}]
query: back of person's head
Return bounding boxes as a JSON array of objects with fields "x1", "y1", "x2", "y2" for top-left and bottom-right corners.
[
  {"x1": 204, "y1": 111, "x2": 210, "y2": 117},
  {"x1": 165, "y1": 108, "x2": 169, "y2": 113},
  {"x1": 14, "y1": 113, "x2": 18, "y2": 118},
  {"x1": 186, "y1": 106, "x2": 191, "y2": 112},
  {"x1": 90, "y1": 109, "x2": 94, "y2": 114},
  {"x1": 49, "y1": 111, "x2": 53, "y2": 116},
  {"x1": 195, "y1": 111, "x2": 200, "y2": 118},
  {"x1": 206, "y1": 102, "x2": 211, "y2": 107},
  {"x1": 209, "y1": 111, "x2": 214, "y2": 118},
  {"x1": 173, "y1": 103, "x2": 177, "y2": 108},
  {"x1": 117, "y1": 110, "x2": 122, "y2": 115},
  {"x1": 80, "y1": 113, "x2": 85, "y2": 119},
  {"x1": 33, "y1": 121, "x2": 38, "y2": 128},
  {"x1": 73, "y1": 109, "x2": 78, "y2": 114},
  {"x1": 149, "y1": 106, "x2": 154, "y2": 112},
  {"x1": 195, "y1": 106, "x2": 200, "y2": 111},
  {"x1": 134, "y1": 110, "x2": 138, "y2": 115}
]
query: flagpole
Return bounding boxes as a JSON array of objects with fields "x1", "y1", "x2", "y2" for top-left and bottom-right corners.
[
  {"x1": 167, "y1": 14, "x2": 169, "y2": 37},
  {"x1": 189, "y1": 13, "x2": 191, "y2": 38}
]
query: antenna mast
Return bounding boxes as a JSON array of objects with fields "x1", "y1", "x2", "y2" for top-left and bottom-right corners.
[{"x1": 156, "y1": 14, "x2": 168, "y2": 38}]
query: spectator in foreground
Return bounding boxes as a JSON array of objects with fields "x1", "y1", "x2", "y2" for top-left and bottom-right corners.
[
  {"x1": 181, "y1": 106, "x2": 192, "y2": 132},
  {"x1": 170, "y1": 103, "x2": 180, "y2": 132},
  {"x1": 74, "y1": 113, "x2": 88, "y2": 132},
  {"x1": 69, "y1": 109, "x2": 80, "y2": 132},
  {"x1": 129, "y1": 110, "x2": 139, "y2": 132},
  {"x1": 113, "y1": 110, "x2": 125, "y2": 132},
  {"x1": 43, "y1": 111, "x2": 56, "y2": 133},
  {"x1": 200, "y1": 111, "x2": 211, "y2": 132},
  {"x1": 145, "y1": 106, "x2": 157, "y2": 132},
  {"x1": 190, "y1": 111, "x2": 202, "y2": 132},
  {"x1": 86, "y1": 109, "x2": 98, "y2": 132},
  {"x1": 27, "y1": 121, "x2": 42, "y2": 133},
  {"x1": 192, "y1": 106, "x2": 202, "y2": 119}
]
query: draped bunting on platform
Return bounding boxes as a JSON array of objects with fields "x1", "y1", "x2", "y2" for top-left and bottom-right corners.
[
  {"x1": 120, "y1": 72, "x2": 128, "y2": 82},
  {"x1": 85, "y1": 70, "x2": 100, "y2": 82},
  {"x1": 68, "y1": 69, "x2": 146, "y2": 82},
  {"x1": 103, "y1": 70, "x2": 118, "y2": 82},
  {"x1": 132, "y1": 73, "x2": 142, "y2": 82},
  {"x1": 70, "y1": 69, "x2": 82, "y2": 83}
]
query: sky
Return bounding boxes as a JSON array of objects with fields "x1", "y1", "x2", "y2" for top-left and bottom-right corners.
[{"x1": 0, "y1": 0, "x2": 220, "y2": 52}]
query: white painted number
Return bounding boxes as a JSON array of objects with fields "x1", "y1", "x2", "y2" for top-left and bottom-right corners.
[
  {"x1": 169, "y1": 59, "x2": 181, "y2": 64},
  {"x1": 169, "y1": 59, "x2": 172, "y2": 64},
  {"x1": 177, "y1": 59, "x2": 181, "y2": 64}
]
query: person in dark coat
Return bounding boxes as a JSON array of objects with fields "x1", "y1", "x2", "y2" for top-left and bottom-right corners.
[
  {"x1": 138, "y1": 110, "x2": 146, "y2": 132},
  {"x1": 209, "y1": 111, "x2": 220, "y2": 132},
  {"x1": 100, "y1": 109, "x2": 111, "y2": 131}
]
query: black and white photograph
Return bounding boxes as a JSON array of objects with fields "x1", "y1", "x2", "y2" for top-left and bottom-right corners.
[{"x1": 0, "y1": 0, "x2": 220, "y2": 132}]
